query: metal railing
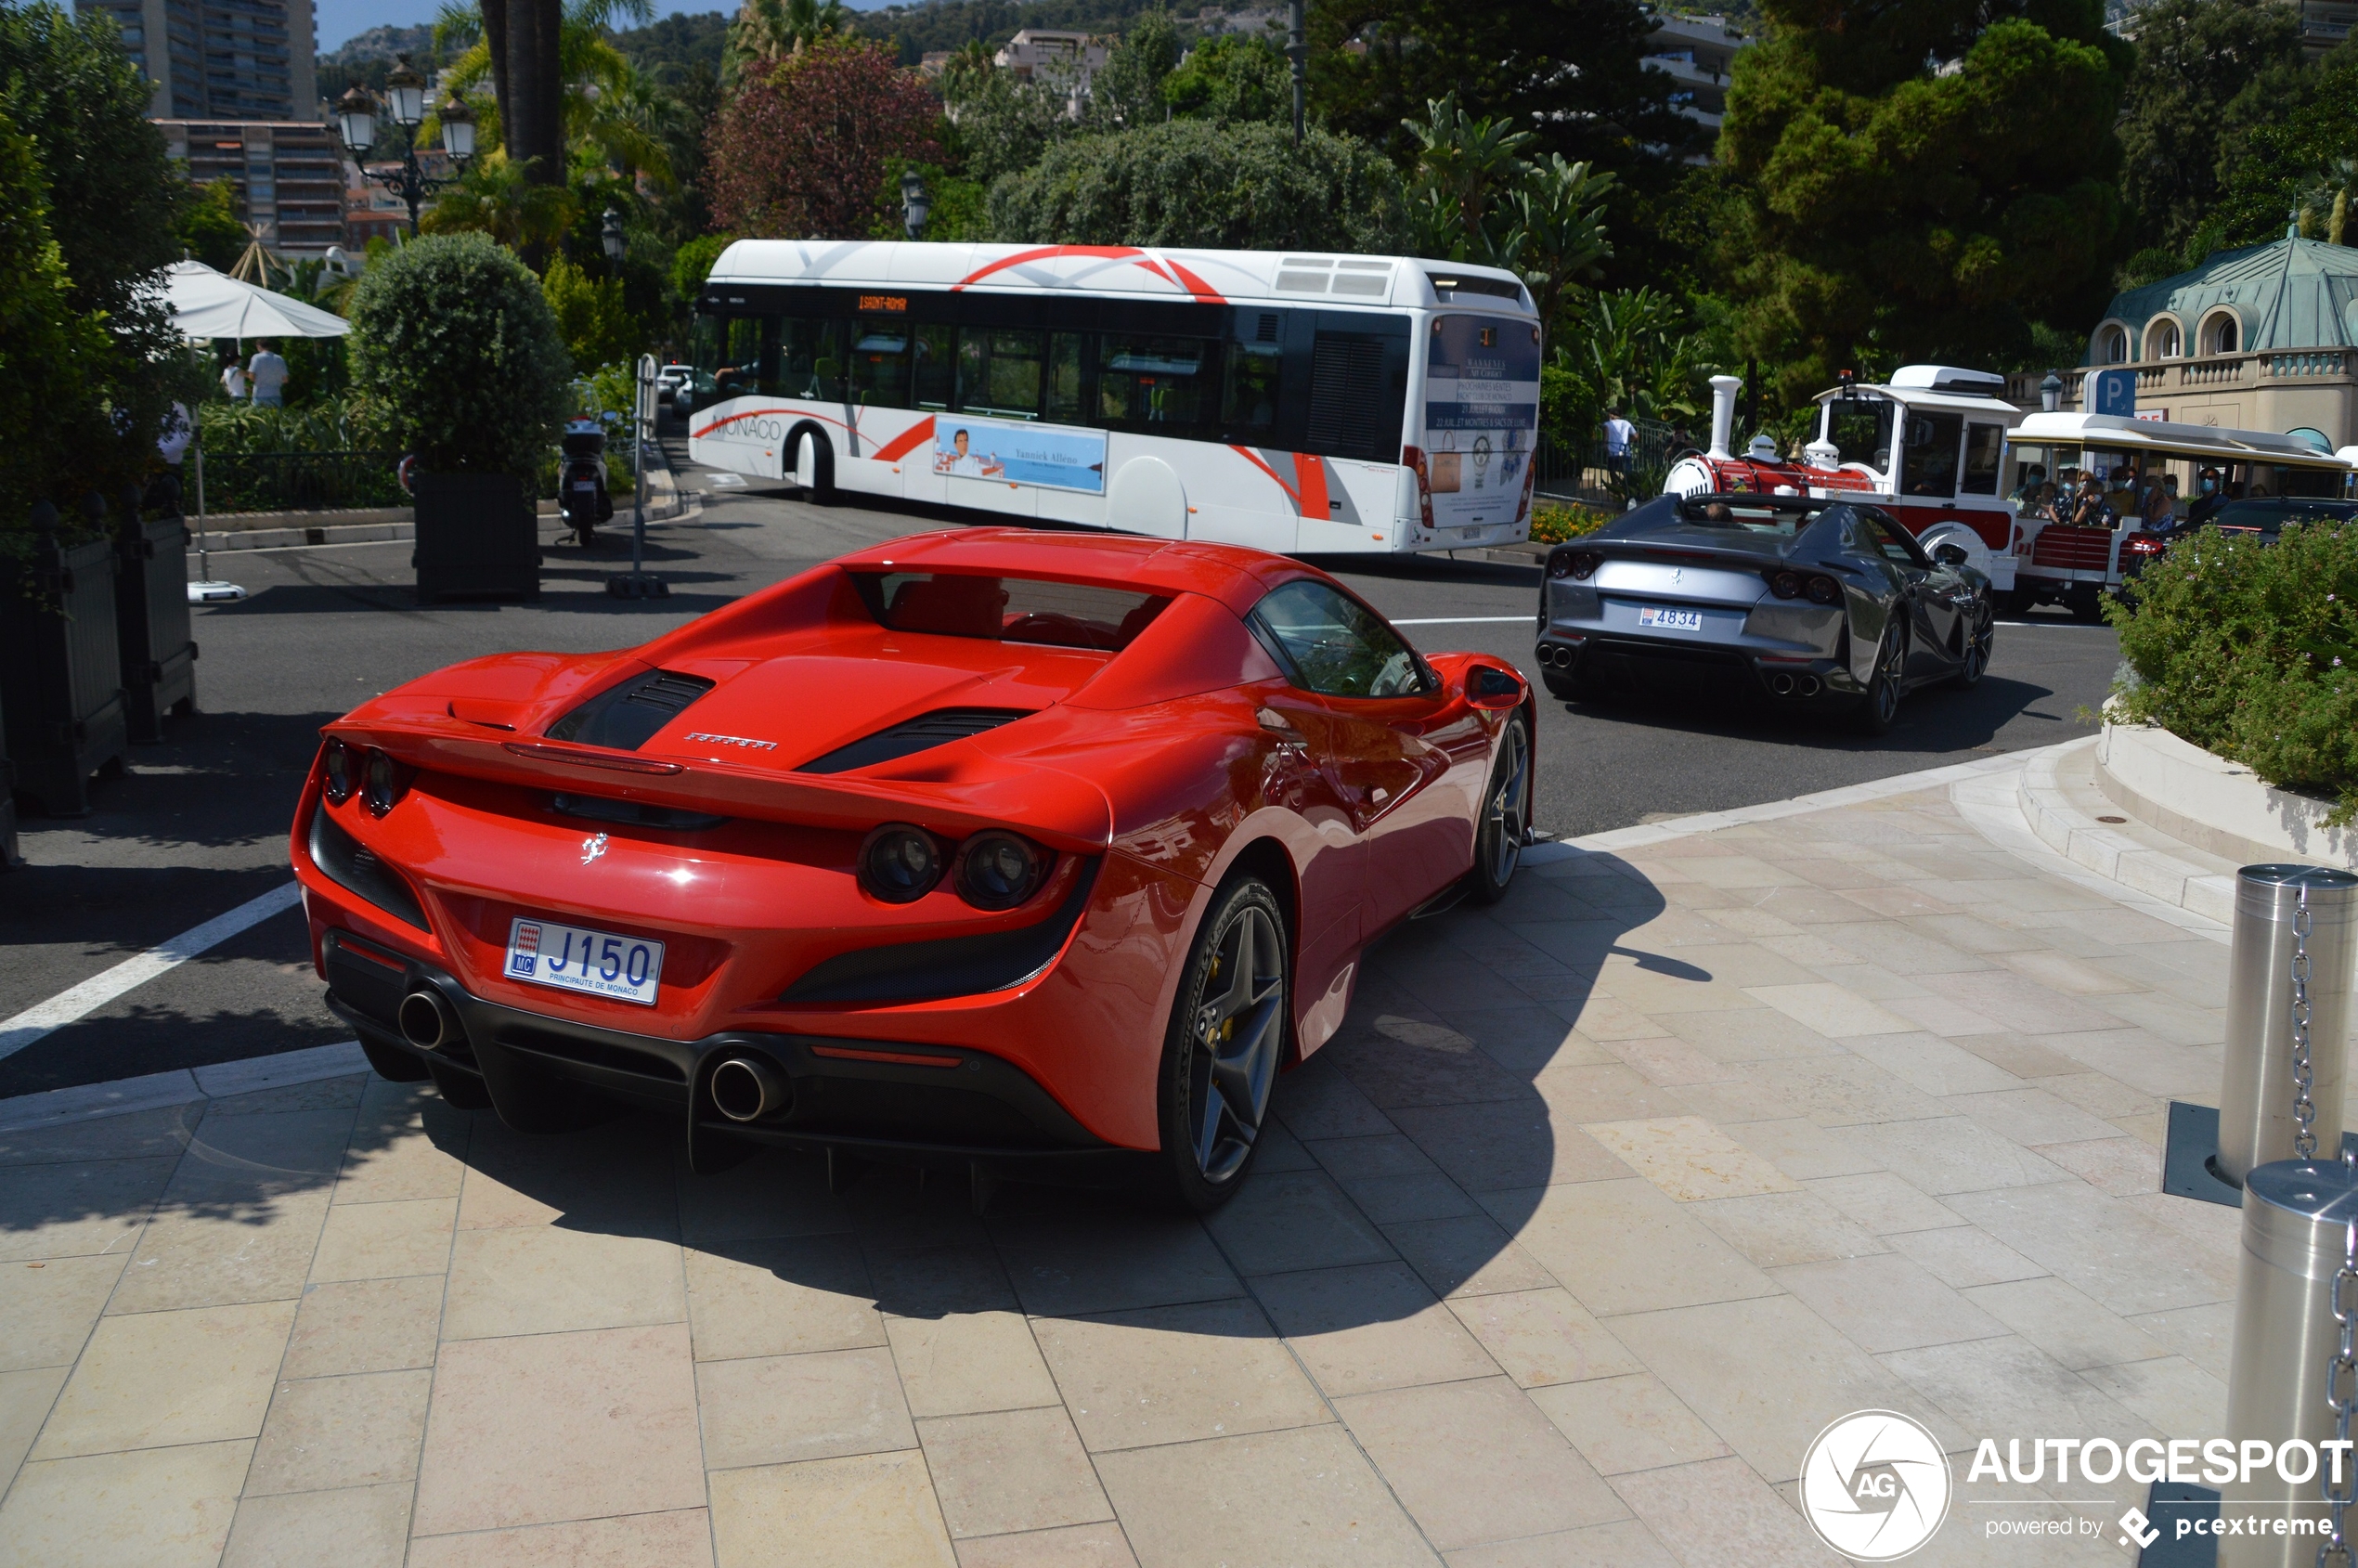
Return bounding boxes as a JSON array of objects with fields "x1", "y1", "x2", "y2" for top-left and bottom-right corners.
[
  {"x1": 1533, "y1": 419, "x2": 1687, "y2": 501},
  {"x1": 197, "y1": 450, "x2": 404, "y2": 515}
]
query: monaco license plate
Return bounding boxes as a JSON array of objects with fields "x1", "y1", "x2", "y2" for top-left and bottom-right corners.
[
  {"x1": 504, "y1": 916, "x2": 665, "y2": 1005},
  {"x1": 1639, "y1": 606, "x2": 1705, "y2": 632}
]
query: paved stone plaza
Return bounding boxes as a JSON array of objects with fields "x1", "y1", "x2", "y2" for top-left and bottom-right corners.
[{"x1": 0, "y1": 758, "x2": 2243, "y2": 1566}]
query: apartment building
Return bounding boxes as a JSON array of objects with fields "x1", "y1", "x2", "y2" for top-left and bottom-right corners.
[
  {"x1": 157, "y1": 117, "x2": 345, "y2": 256},
  {"x1": 79, "y1": 0, "x2": 317, "y2": 122}
]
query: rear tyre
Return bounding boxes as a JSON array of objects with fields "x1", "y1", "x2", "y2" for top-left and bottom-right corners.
[
  {"x1": 2067, "y1": 587, "x2": 2105, "y2": 624},
  {"x1": 1155, "y1": 876, "x2": 1289, "y2": 1213},
  {"x1": 1853, "y1": 624, "x2": 1906, "y2": 736},
  {"x1": 1469, "y1": 714, "x2": 1530, "y2": 905},
  {"x1": 795, "y1": 430, "x2": 836, "y2": 504},
  {"x1": 1947, "y1": 605, "x2": 1994, "y2": 690}
]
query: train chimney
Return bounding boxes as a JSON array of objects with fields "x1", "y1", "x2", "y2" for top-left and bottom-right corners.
[{"x1": 1706, "y1": 375, "x2": 1743, "y2": 460}]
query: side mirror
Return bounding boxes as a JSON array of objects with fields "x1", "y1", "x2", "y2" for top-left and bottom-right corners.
[
  {"x1": 1469, "y1": 666, "x2": 1524, "y2": 708},
  {"x1": 1932, "y1": 542, "x2": 1970, "y2": 567}
]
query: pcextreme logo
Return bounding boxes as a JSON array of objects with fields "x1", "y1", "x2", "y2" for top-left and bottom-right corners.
[{"x1": 1798, "y1": 1410, "x2": 1953, "y2": 1561}]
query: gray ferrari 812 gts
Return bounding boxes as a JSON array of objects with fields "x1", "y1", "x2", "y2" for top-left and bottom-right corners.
[{"x1": 1534, "y1": 493, "x2": 1995, "y2": 734}]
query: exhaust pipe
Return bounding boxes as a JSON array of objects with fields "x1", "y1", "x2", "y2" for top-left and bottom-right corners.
[
  {"x1": 1706, "y1": 374, "x2": 1743, "y2": 460},
  {"x1": 710, "y1": 1056, "x2": 791, "y2": 1122},
  {"x1": 1769, "y1": 673, "x2": 1794, "y2": 696},
  {"x1": 1798, "y1": 675, "x2": 1822, "y2": 697},
  {"x1": 398, "y1": 988, "x2": 461, "y2": 1052}
]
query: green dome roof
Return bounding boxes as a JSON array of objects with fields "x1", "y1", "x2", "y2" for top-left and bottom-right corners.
[{"x1": 2093, "y1": 236, "x2": 2358, "y2": 361}]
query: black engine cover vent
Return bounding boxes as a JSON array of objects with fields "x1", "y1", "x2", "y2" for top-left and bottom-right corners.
[
  {"x1": 797, "y1": 707, "x2": 1032, "y2": 775},
  {"x1": 545, "y1": 669, "x2": 717, "y2": 751}
]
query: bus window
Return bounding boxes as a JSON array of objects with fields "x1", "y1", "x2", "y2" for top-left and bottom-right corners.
[
  {"x1": 1046, "y1": 332, "x2": 1084, "y2": 424},
  {"x1": 1101, "y1": 334, "x2": 1214, "y2": 432},
  {"x1": 774, "y1": 317, "x2": 847, "y2": 400},
  {"x1": 1898, "y1": 411, "x2": 1963, "y2": 497},
  {"x1": 719, "y1": 316, "x2": 775, "y2": 401},
  {"x1": 850, "y1": 319, "x2": 910, "y2": 407},
  {"x1": 1961, "y1": 422, "x2": 2005, "y2": 495},
  {"x1": 1223, "y1": 342, "x2": 1281, "y2": 434},
  {"x1": 960, "y1": 328, "x2": 1045, "y2": 419},
  {"x1": 913, "y1": 324, "x2": 953, "y2": 409}
]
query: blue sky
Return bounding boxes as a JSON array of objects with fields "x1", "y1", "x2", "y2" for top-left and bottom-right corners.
[{"x1": 316, "y1": 0, "x2": 896, "y2": 53}]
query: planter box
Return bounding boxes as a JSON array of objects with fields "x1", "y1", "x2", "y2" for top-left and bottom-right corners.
[
  {"x1": 2096, "y1": 719, "x2": 2358, "y2": 870},
  {"x1": 1, "y1": 526, "x2": 127, "y2": 817},
  {"x1": 0, "y1": 688, "x2": 19, "y2": 868},
  {"x1": 412, "y1": 473, "x2": 539, "y2": 603},
  {"x1": 117, "y1": 508, "x2": 197, "y2": 744}
]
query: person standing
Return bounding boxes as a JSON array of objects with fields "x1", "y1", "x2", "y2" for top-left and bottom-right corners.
[
  {"x1": 247, "y1": 341, "x2": 289, "y2": 408},
  {"x1": 219, "y1": 354, "x2": 247, "y2": 401},
  {"x1": 1602, "y1": 408, "x2": 1636, "y2": 496}
]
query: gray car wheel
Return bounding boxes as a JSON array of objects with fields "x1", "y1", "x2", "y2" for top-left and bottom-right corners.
[
  {"x1": 1156, "y1": 876, "x2": 1289, "y2": 1211},
  {"x1": 1854, "y1": 623, "x2": 1906, "y2": 736},
  {"x1": 1948, "y1": 605, "x2": 1993, "y2": 690}
]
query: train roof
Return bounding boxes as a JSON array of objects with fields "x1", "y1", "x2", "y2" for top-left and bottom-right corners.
[{"x1": 700, "y1": 240, "x2": 1536, "y2": 316}]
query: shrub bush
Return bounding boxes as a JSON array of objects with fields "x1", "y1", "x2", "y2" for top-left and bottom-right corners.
[
  {"x1": 1528, "y1": 501, "x2": 1614, "y2": 544},
  {"x1": 346, "y1": 232, "x2": 571, "y2": 479},
  {"x1": 2107, "y1": 521, "x2": 2358, "y2": 822}
]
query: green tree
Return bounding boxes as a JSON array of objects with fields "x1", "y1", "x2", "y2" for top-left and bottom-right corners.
[
  {"x1": 725, "y1": 0, "x2": 846, "y2": 84},
  {"x1": 1087, "y1": 7, "x2": 1177, "y2": 130},
  {"x1": 347, "y1": 231, "x2": 572, "y2": 477},
  {"x1": 707, "y1": 37, "x2": 941, "y2": 239},
  {"x1": 670, "y1": 232, "x2": 732, "y2": 298},
  {"x1": 423, "y1": 151, "x2": 580, "y2": 248},
  {"x1": 1497, "y1": 154, "x2": 1615, "y2": 330},
  {"x1": 1161, "y1": 32, "x2": 1288, "y2": 124},
  {"x1": 2217, "y1": 55, "x2": 2358, "y2": 248},
  {"x1": 1720, "y1": 0, "x2": 2130, "y2": 406},
  {"x1": 988, "y1": 119, "x2": 1406, "y2": 252},
  {"x1": 1403, "y1": 92, "x2": 1533, "y2": 260},
  {"x1": 940, "y1": 41, "x2": 1075, "y2": 185},
  {"x1": 0, "y1": 106, "x2": 114, "y2": 535},
  {"x1": 175, "y1": 178, "x2": 247, "y2": 270},
  {"x1": 0, "y1": 0, "x2": 188, "y2": 505},
  {"x1": 542, "y1": 253, "x2": 639, "y2": 368},
  {"x1": 2115, "y1": 0, "x2": 2304, "y2": 255}
]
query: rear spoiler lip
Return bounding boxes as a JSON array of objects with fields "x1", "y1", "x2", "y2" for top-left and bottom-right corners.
[{"x1": 321, "y1": 716, "x2": 1117, "y2": 850}]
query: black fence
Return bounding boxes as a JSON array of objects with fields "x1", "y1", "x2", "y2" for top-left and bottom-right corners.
[
  {"x1": 198, "y1": 450, "x2": 404, "y2": 515},
  {"x1": 1533, "y1": 419, "x2": 1688, "y2": 502}
]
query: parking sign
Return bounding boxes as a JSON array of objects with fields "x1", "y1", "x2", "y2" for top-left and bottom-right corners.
[{"x1": 2089, "y1": 368, "x2": 2137, "y2": 418}]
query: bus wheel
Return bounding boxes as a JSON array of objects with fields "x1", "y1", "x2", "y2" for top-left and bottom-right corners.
[
  {"x1": 793, "y1": 430, "x2": 836, "y2": 503},
  {"x1": 2067, "y1": 587, "x2": 2104, "y2": 624}
]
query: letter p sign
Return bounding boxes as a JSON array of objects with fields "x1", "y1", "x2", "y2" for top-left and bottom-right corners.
[{"x1": 2090, "y1": 368, "x2": 2137, "y2": 419}]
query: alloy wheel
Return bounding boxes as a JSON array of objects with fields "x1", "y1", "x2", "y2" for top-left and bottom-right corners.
[
  {"x1": 1484, "y1": 720, "x2": 1530, "y2": 887},
  {"x1": 1873, "y1": 628, "x2": 1905, "y2": 725},
  {"x1": 1188, "y1": 903, "x2": 1285, "y2": 1183}
]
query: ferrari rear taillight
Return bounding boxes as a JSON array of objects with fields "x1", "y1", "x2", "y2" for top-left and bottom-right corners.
[
  {"x1": 860, "y1": 824, "x2": 943, "y2": 903},
  {"x1": 1552, "y1": 551, "x2": 1600, "y2": 581},
  {"x1": 1768, "y1": 571, "x2": 1843, "y2": 605},
  {"x1": 321, "y1": 737, "x2": 356, "y2": 805},
  {"x1": 956, "y1": 831, "x2": 1046, "y2": 910},
  {"x1": 361, "y1": 748, "x2": 407, "y2": 816},
  {"x1": 1403, "y1": 446, "x2": 1434, "y2": 530}
]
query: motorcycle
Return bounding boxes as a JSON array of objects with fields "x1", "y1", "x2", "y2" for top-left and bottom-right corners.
[{"x1": 558, "y1": 421, "x2": 614, "y2": 546}]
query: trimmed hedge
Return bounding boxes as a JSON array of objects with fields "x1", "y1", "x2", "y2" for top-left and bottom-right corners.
[{"x1": 2108, "y1": 521, "x2": 2358, "y2": 823}]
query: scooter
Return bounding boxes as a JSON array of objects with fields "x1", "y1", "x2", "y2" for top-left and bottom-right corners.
[{"x1": 559, "y1": 421, "x2": 613, "y2": 546}]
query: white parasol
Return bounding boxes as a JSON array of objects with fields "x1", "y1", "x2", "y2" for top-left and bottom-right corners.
[{"x1": 164, "y1": 259, "x2": 350, "y2": 341}]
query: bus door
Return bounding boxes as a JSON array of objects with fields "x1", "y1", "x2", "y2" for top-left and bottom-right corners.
[{"x1": 1417, "y1": 315, "x2": 1541, "y2": 542}]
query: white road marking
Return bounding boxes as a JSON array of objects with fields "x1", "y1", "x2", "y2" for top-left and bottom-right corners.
[
  {"x1": 0, "y1": 881, "x2": 304, "y2": 1063},
  {"x1": 1392, "y1": 616, "x2": 1536, "y2": 626}
]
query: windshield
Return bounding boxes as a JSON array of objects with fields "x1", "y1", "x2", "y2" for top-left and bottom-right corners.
[
  {"x1": 1677, "y1": 499, "x2": 1815, "y2": 536},
  {"x1": 2209, "y1": 499, "x2": 2358, "y2": 535},
  {"x1": 1823, "y1": 395, "x2": 1895, "y2": 469},
  {"x1": 851, "y1": 573, "x2": 1169, "y2": 651}
]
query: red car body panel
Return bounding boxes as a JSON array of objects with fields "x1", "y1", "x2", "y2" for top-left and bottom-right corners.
[{"x1": 292, "y1": 529, "x2": 1532, "y2": 1161}]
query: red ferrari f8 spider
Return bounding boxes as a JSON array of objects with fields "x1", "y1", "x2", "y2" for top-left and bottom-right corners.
[{"x1": 292, "y1": 529, "x2": 1535, "y2": 1208}]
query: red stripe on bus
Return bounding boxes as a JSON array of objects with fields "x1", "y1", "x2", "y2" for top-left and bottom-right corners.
[
  {"x1": 1163, "y1": 260, "x2": 1225, "y2": 303},
  {"x1": 1291, "y1": 453, "x2": 1329, "y2": 520},
  {"x1": 953, "y1": 245, "x2": 1146, "y2": 291},
  {"x1": 872, "y1": 416, "x2": 935, "y2": 462},
  {"x1": 1229, "y1": 445, "x2": 1298, "y2": 506}
]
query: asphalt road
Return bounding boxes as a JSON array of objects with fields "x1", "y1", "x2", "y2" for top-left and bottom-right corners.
[{"x1": 0, "y1": 450, "x2": 2119, "y2": 1098}]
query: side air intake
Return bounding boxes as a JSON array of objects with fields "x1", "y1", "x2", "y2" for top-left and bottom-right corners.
[
  {"x1": 545, "y1": 669, "x2": 717, "y2": 751},
  {"x1": 796, "y1": 708, "x2": 1031, "y2": 775}
]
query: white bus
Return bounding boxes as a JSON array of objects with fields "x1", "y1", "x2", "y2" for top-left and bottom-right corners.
[{"x1": 682, "y1": 240, "x2": 1542, "y2": 555}]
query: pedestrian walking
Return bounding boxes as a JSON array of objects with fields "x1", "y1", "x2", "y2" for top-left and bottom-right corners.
[{"x1": 219, "y1": 356, "x2": 247, "y2": 401}]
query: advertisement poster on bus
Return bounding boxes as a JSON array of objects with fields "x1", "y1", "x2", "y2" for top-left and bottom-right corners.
[
  {"x1": 933, "y1": 416, "x2": 1108, "y2": 494},
  {"x1": 1422, "y1": 315, "x2": 1541, "y2": 529}
]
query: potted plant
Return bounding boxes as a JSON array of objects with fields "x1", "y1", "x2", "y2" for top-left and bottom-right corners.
[
  {"x1": 114, "y1": 477, "x2": 197, "y2": 742},
  {"x1": 347, "y1": 232, "x2": 570, "y2": 603}
]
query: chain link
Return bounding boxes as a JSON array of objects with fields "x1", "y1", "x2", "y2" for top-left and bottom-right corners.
[
  {"x1": 2295, "y1": 886, "x2": 2319, "y2": 1160},
  {"x1": 2324, "y1": 1215, "x2": 2358, "y2": 1568}
]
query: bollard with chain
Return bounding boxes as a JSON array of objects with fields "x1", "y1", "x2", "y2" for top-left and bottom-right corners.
[
  {"x1": 2220, "y1": 868, "x2": 2358, "y2": 1186},
  {"x1": 2326, "y1": 1213, "x2": 2358, "y2": 1568}
]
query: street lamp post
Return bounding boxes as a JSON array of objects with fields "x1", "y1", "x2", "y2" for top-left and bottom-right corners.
[
  {"x1": 1287, "y1": 0, "x2": 1306, "y2": 147},
  {"x1": 337, "y1": 57, "x2": 473, "y2": 237},
  {"x1": 601, "y1": 208, "x2": 627, "y2": 265},
  {"x1": 900, "y1": 169, "x2": 930, "y2": 241},
  {"x1": 2041, "y1": 371, "x2": 2064, "y2": 414}
]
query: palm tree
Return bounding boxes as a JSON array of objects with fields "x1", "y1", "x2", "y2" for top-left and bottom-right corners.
[
  {"x1": 422, "y1": 151, "x2": 580, "y2": 249},
  {"x1": 433, "y1": 0, "x2": 664, "y2": 184},
  {"x1": 724, "y1": 0, "x2": 846, "y2": 84},
  {"x1": 1404, "y1": 92, "x2": 1533, "y2": 262}
]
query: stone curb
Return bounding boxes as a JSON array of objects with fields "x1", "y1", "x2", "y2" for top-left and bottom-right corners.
[
  {"x1": 0, "y1": 1041, "x2": 369, "y2": 1134},
  {"x1": 2013, "y1": 737, "x2": 2236, "y2": 923}
]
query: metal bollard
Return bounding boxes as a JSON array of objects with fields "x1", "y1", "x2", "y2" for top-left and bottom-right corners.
[
  {"x1": 2217, "y1": 866, "x2": 2358, "y2": 1186},
  {"x1": 2222, "y1": 1159, "x2": 2358, "y2": 1566}
]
